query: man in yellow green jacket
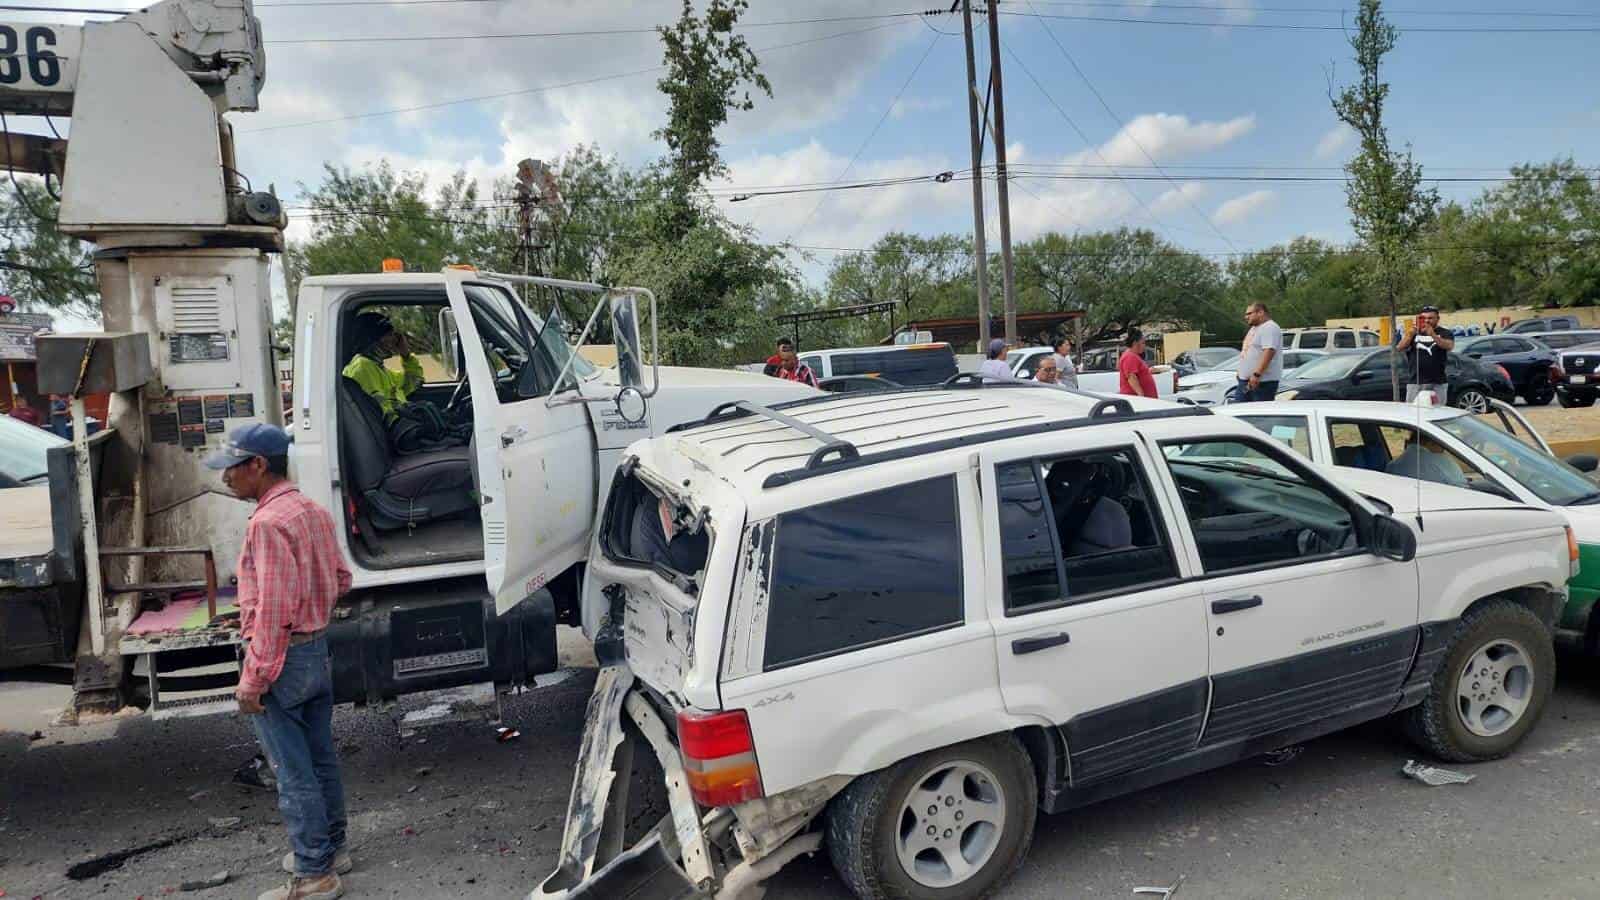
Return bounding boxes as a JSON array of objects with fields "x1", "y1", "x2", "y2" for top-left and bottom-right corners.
[{"x1": 343, "y1": 312, "x2": 423, "y2": 421}]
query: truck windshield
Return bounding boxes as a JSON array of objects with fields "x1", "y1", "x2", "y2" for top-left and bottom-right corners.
[{"x1": 1437, "y1": 415, "x2": 1598, "y2": 506}]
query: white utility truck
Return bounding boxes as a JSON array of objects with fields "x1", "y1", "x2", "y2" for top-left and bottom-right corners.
[{"x1": 0, "y1": 0, "x2": 814, "y2": 719}]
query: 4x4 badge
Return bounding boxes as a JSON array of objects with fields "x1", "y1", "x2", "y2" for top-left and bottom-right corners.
[{"x1": 751, "y1": 691, "x2": 795, "y2": 709}]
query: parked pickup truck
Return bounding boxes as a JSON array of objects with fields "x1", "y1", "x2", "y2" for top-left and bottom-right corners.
[
  {"x1": 537, "y1": 384, "x2": 1574, "y2": 899},
  {"x1": 1554, "y1": 342, "x2": 1600, "y2": 408}
]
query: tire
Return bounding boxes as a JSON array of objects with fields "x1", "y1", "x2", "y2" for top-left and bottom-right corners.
[
  {"x1": 1404, "y1": 599, "x2": 1555, "y2": 763},
  {"x1": 1523, "y1": 375, "x2": 1554, "y2": 407},
  {"x1": 1558, "y1": 390, "x2": 1596, "y2": 409},
  {"x1": 1453, "y1": 387, "x2": 1490, "y2": 414},
  {"x1": 826, "y1": 735, "x2": 1037, "y2": 900}
]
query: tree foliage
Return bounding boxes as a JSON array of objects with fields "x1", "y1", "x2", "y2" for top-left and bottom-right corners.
[
  {"x1": 0, "y1": 178, "x2": 97, "y2": 316},
  {"x1": 654, "y1": 0, "x2": 771, "y2": 188}
]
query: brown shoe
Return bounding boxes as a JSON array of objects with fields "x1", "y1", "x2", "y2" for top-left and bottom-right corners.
[
  {"x1": 257, "y1": 873, "x2": 344, "y2": 900},
  {"x1": 283, "y1": 848, "x2": 353, "y2": 875}
]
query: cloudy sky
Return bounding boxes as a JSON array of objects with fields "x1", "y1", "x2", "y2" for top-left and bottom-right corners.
[{"x1": 16, "y1": 0, "x2": 1600, "y2": 310}]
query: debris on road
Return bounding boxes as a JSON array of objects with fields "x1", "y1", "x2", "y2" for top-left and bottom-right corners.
[
  {"x1": 495, "y1": 726, "x2": 520, "y2": 744},
  {"x1": 1401, "y1": 759, "x2": 1475, "y2": 787},
  {"x1": 233, "y1": 755, "x2": 276, "y2": 792},
  {"x1": 414, "y1": 766, "x2": 432, "y2": 777},
  {"x1": 207, "y1": 817, "x2": 242, "y2": 831},
  {"x1": 178, "y1": 871, "x2": 228, "y2": 892},
  {"x1": 1133, "y1": 874, "x2": 1185, "y2": 898},
  {"x1": 1261, "y1": 746, "x2": 1304, "y2": 767}
]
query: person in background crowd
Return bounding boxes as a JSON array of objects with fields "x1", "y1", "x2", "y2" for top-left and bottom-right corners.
[
  {"x1": 979, "y1": 339, "x2": 1012, "y2": 379},
  {"x1": 1236, "y1": 301, "x2": 1283, "y2": 402},
  {"x1": 1034, "y1": 356, "x2": 1071, "y2": 389},
  {"x1": 1397, "y1": 304, "x2": 1454, "y2": 405},
  {"x1": 764, "y1": 338, "x2": 818, "y2": 387},
  {"x1": 1050, "y1": 336, "x2": 1079, "y2": 388},
  {"x1": 206, "y1": 424, "x2": 354, "y2": 900},
  {"x1": 342, "y1": 311, "x2": 422, "y2": 421},
  {"x1": 1119, "y1": 329, "x2": 1158, "y2": 397}
]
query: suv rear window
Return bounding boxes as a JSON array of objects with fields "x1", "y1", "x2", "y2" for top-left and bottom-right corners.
[
  {"x1": 1298, "y1": 332, "x2": 1329, "y2": 349},
  {"x1": 829, "y1": 347, "x2": 958, "y2": 385},
  {"x1": 764, "y1": 476, "x2": 963, "y2": 669}
]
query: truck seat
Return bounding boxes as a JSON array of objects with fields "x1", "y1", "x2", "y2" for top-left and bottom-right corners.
[{"x1": 338, "y1": 377, "x2": 477, "y2": 531}]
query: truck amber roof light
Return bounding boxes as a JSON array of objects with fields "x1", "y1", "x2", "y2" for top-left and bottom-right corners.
[
  {"x1": 381, "y1": 258, "x2": 404, "y2": 273},
  {"x1": 445, "y1": 263, "x2": 477, "y2": 272}
]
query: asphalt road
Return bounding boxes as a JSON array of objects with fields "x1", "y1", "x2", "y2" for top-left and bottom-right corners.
[{"x1": 6, "y1": 646, "x2": 1600, "y2": 899}]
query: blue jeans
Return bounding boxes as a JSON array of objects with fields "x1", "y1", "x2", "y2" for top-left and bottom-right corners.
[
  {"x1": 249, "y1": 636, "x2": 347, "y2": 877},
  {"x1": 1234, "y1": 378, "x2": 1279, "y2": 402}
]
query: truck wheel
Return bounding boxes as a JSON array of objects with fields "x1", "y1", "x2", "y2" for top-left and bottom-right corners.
[
  {"x1": 826, "y1": 735, "x2": 1036, "y2": 900},
  {"x1": 1558, "y1": 390, "x2": 1596, "y2": 409},
  {"x1": 1404, "y1": 600, "x2": 1554, "y2": 763}
]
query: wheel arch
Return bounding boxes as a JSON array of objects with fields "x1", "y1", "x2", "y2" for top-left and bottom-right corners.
[{"x1": 1461, "y1": 584, "x2": 1563, "y2": 632}]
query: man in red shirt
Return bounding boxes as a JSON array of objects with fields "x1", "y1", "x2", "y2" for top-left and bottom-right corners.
[
  {"x1": 1118, "y1": 328, "x2": 1158, "y2": 397},
  {"x1": 206, "y1": 424, "x2": 353, "y2": 900}
]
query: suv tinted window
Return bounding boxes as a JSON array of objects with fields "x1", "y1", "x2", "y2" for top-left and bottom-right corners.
[
  {"x1": 1333, "y1": 331, "x2": 1356, "y2": 348},
  {"x1": 765, "y1": 476, "x2": 963, "y2": 669},
  {"x1": 829, "y1": 347, "x2": 957, "y2": 385},
  {"x1": 998, "y1": 449, "x2": 1177, "y2": 612},
  {"x1": 1327, "y1": 420, "x2": 1483, "y2": 488},
  {"x1": 1298, "y1": 332, "x2": 1329, "y2": 349},
  {"x1": 1162, "y1": 439, "x2": 1359, "y2": 573},
  {"x1": 1236, "y1": 414, "x2": 1312, "y2": 457},
  {"x1": 1359, "y1": 332, "x2": 1379, "y2": 346}
]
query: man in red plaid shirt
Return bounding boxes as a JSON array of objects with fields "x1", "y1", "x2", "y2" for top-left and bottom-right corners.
[{"x1": 207, "y1": 424, "x2": 352, "y2": 900}]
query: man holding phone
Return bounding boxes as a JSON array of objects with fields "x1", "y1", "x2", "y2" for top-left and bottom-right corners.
[{"x1": 1396, "y1": 305, "x2": 1454, "y2": 405}]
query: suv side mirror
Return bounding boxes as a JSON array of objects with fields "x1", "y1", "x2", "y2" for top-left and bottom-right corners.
[
  {"x1": 438, "y1": 307, "x2": 461, "y2": 380},
  {"x1": 1371, "y1": 514, "x2": 1417, "y2": 562},
  {"x1": 610, "y1": 294, "x2": 645, "y2": 390}
]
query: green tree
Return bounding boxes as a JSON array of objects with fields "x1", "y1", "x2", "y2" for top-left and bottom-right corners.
[
  {"x1": 1419, "y1": 159, "x2": 1600, "y2": 311},
  {"x1": 0, "y1": 178, "x2": 97, "y2": 317},
  {"x1": 1225, "y1": 237, "x2": 1373, "y2": 328},
  {"x1": 1331, "y1": 0, "x2": 1439, "y2": 398},
  {"x1": 824, "y1": 233, "x2": 973, "y2": 319},
  {"x1": 1013, "y1": 229, "x2": 1224, "y2": 345},
  {"x1": 654, "y1": 0, "x2": 771, "y2": 190}
]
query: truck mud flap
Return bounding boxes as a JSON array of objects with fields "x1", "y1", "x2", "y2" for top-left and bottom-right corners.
[{"x1": 550, "y1": 832, "x2": 700, "y2": 900}]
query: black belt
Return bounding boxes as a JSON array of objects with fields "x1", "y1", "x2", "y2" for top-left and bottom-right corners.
[{"x1": 287, "y1": 629, "x2": 325, "y2": 646}]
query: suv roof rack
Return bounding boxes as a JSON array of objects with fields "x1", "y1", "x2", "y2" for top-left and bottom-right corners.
[{"x1": 668, "y1": 385, "x2": 1211, "y2": 490}]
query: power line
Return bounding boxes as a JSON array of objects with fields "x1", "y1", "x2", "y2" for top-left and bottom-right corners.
[
  {"x1": 240, "y1": 20, "x2": 912, "y2": 134},
  {"x1": 786, "y1": 30, "x2": 945, "y2": 241},
  {"x1": 264, "y1": 11, "x2": 933, "y2": 45},
  {"x1": 997, "y1": 8, "x2": 1600, "y2": 32},
  {"x1": 1014, "y1": 3, "x2": 1240, "y2": 251},
  {"x1": 1022, "y1": 1, "x2": 1600, "y2": 20}
]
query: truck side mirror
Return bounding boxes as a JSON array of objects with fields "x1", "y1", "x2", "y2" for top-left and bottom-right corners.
[
  {"x1": 1371, "y1": 514, "x2": 1417, "y2": 562},
  {"x1": 610, "y1": 294, "x2": 644, "y2": 390},
  {"x1": 438, "y1": 308, "x2": 461, "y2": 380}
]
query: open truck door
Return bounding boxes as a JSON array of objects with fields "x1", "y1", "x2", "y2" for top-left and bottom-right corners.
[{"x1": 443, "y1": 269, "x2": 657, "y2": 615}]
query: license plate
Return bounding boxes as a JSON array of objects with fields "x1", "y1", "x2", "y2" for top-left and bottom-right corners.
[{"x1": 1573, "y1": 375, "x2": 1588, "y2": 385}]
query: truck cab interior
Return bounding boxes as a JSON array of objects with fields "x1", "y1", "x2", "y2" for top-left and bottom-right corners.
[{"x1": 335, "y1": 285, "x2": 589, "y2": 571}]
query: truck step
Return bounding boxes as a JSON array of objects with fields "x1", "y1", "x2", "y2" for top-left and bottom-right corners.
[{"x1": 136, "y1": 648, "x2": 241, "y2": 721}]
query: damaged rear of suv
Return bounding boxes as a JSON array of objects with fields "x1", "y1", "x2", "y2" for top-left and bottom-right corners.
[{"x1": 536, "y1": 387, "x2": 1574, "y2": 900}]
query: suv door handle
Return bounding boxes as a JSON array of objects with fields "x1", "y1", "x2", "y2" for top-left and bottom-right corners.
[
  {"x1": 1011, "y1": 632, "x2": 1070, "y2": 655},
  {"x1": 1211, "y1": 595, "x2": 1263, "y2": 615}
]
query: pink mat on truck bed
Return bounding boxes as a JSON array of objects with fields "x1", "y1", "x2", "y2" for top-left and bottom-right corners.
[{"x1": 126, "y1": 589, "x2": 239, "y2": 635}]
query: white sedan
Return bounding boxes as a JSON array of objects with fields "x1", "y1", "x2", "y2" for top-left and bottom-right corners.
[
  {"x1": 1213, "y1": 398, "x2": 1600, "y2": 647},
  {"x1": 1173, "y1": 349, "x2": 1328, "y2": 406}
]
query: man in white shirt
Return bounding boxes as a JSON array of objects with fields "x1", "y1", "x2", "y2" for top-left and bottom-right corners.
[{"x1": 1235, "y1": 301, "x2": 1283, "y2": 402}]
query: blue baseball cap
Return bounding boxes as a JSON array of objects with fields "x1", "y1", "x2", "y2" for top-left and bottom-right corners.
[{"x1": 203, "y1": 423, "x2": 291, "y2": 470}]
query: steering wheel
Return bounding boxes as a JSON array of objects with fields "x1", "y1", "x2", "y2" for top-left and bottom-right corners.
[{"x1": 446, "y1": 371, "x2": 472, "y2": 417}]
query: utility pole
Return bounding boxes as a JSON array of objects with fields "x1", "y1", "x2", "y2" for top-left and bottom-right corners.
[
  {"x1": 984, "y1": 2, "x2": 1019, "y2": 344},
  {"x1": 959, "y1": 0, "x2": 992, "y2": 353}
]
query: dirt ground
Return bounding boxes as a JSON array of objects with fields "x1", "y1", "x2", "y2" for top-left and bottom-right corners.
[{"x1": 1516, "y1": 401, "x2": 1600, "y2": 445}]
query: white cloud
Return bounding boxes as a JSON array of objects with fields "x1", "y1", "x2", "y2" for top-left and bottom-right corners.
[
  {"x1": 1313, "y1": 126, "x2": 1355, "y2": 160},
  {"x1": 889, "y1": 97, "x2": 949, "y2": 120},
  {"x1": 1150, "y1": 183, "x2": 1209, "y2": 216},
  {"x1": 1213, "y1": 190, "x2": 1277, "y2": 226}
]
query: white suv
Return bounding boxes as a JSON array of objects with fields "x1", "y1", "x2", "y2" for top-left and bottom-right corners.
[{"x1": 538, "y1": 386, "x2": 1573, "y2": 900}]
